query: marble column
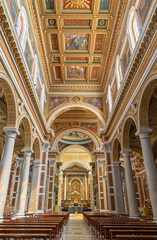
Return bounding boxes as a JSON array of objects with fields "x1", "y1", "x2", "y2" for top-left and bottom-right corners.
[
  {"x1": 85, "y1": 175, "x2": 88, "y2": 200},
  {"x1": 122, "y1": 149, "x2": 139, "y2": 218},
  {"x1": 136, "y1": 128, "x2": 157, "y2": 221},
  {"x1": 37, "y1": 142, "x2": 49, "y2": 213},
  {"x1": 16, "y1": 148, "x2": 33, "y2": 216},
  {"x1": 64, "y1": 174, "x2": 66, "y2": 200},
  {"x1": 28, "y1": 160, "x2": 41, "y2": 213},
  {"x1": 103, "y1": 142, "x2": 115, "y2": 212},
  {"x1": 0, "y1": 127, "x2": 19, "y2": 219},
  {"x1": 112, "y1": 161, "x2": 125, "y2": 214},
  {"x1": 47, "y1": 159, "x2": 56, "y2": 210}
]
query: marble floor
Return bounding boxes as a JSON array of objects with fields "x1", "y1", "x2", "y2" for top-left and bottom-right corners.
[{"x1": 60, "y1": 214, "x2": 97, "y2": 240}]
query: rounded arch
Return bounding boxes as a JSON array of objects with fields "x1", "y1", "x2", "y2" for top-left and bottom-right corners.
[
  {"x1": 0, "y1": 72, "x2": 17, "y2": 127},
  {"x1": 122, "y1": 115, "x2": 138, "y2": 149},
  {"x1": 47, "y1": 104, "x2": 106, "y2": 129},
  {"x1": 69, "y1": 177, "x2": 83, "y2": 185},
  {"x1": 61, "y1": 159, "x2": 90, "y2": 171},
  {"x1": 17, "y1": 114, "x2": 32, "y2": 148},
  {"x1": 59, "y1": 144, "x2": 93, "y2": 162},
  {"x1": 16, "y1": 6, "x2": 28, "y2": 50},
  {"x1": 112, "y1": 137, "x2": 121, "y2": 162},
  {"x1": 53, "y1": 127, "x2": 101, "y2": 150},
  {"x1": 138, "y1": 75, "x2": 157, "y2": 128},
  {"x1": 32, "y1": 136, "x2": 41, "y2": 160}
]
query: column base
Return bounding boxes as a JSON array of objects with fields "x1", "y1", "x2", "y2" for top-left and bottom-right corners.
[
  {"x1": 129, "y1": 214, "x2": 140, "y2": 219},
  {"x1": 153, "y1": 217, "x2": 157, "y2": 223},
  {"x1": 0, "y1": 217, "x2": 4, "y2": 222},
  {"x1": 14, "y1": 213, "x2": 25, "y2": 218}
]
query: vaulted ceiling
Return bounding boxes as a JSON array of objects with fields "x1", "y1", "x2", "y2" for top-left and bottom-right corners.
[{"x1": 31, "y1": 0, "x2": 127, "y2": 91}]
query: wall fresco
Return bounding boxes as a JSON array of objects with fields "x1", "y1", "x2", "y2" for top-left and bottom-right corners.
[
  {"x1": 81, "y1": 123, "x2": 97, "y2": 133},
  {"x1": 49, "y1": 97, "x2": 69, "y2": 111},
  {"x1": 83, "y1": 97, "x2": 103, "y2": 112},
  {"x1": 24, "y1": 42, "x2": 33, "y2": 72},
  {"x1": 121, "y1": 39, "x2": 131, "y2": 76}
]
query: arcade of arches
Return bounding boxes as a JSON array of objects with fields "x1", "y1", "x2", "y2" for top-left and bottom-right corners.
[{"x1": 0, "y1": 0, "x2": 157, "y2": 225}]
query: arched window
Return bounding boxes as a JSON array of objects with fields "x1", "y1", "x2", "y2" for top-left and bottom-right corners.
[
  {"x1": 108, "y1": 84, "x2": 112, "y2": 113},
  {"x1": 16, "y1": 7, "x2": 28, "y2": 50},
  {"x1": 115, "y1": 56, "x2": 123, "y2": 90},
  {"x1": 128, "y1": 8, "x2": 140, "y2": 51}
]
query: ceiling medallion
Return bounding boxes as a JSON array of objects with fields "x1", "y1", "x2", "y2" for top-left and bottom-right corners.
[{"x1": 64, "y1": 0, "x2": 90, "y2": 9}]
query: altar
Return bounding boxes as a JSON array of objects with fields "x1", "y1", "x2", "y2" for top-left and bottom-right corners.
[{"x1": 68, "y1": 206, "x2": 83, "y2": 213}]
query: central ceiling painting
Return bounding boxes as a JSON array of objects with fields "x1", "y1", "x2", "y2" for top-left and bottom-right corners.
[{"x1": 37, "y1": 0, "x2": 121, "y2": 88}]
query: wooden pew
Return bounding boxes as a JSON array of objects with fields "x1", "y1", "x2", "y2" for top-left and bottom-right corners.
[
  {"x1": 110, "y1": 229, "x2": 157, "y2": 240},
  {"x1": 0, "y1": 232, "x2": 47, "y2": 239},
  {"x1": 116, "y1": 234, "x2": 157, "y2": 239}
]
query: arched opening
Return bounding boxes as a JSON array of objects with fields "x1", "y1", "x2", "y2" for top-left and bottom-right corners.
[
  {"x1": 58, "y1": 145, "x2": 93, "y2": 212},
  {"x1": 122, "y1": 116, "x2": 151, "y2": 216},
  {"x1": 112, "y1": 138, "x2": 126, "y2": 214}
]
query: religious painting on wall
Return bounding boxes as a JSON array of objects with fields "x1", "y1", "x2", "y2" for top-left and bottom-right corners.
[
  {"x1": 84, "y1": 141, "x2": 94, "y2": 152},
  {"x1": 137, "y1": 0, "x2": 152, "y2": 26},
  {"x1": 63, "y1": 0, "x2": 92, "y2": 10},
  {"x1": 24, "y1": 41, "x2": 33, "y2": 72},
  {"x1": 36, "y1": 77, "x2": 41, "y2": 100},
  {"x1": 81, "y1": 123, "x2": 97, "y2": 133},
  {"x1": 65, "y1": 34, "x2": 89, "y2": 50},
  {"x1": 67, "y1": 66, "x2": 86, "y2": 79},
  {"x1": 58, "y1": 141, "x2": 68, "y2": 152},
  {"x1": 49, "y1": 97, "x2": 69, "y2": 111},
  {"x1": 83, "y1": 97, "x2": 103, "y2": 112},
  {"x1": 111, "y1": 77, "x2": 118, "y2": 103},
  {"x1": 54, "y1": 122, "x2": 71, "y2": 133},
  {"x1": 71, "y1": 179, "x2": 81, "y2": 203},
  {"x1": 6, "y1": 0, "x2": 18, "y2": 22},
  {"x1": 121, "y1": 39, "x2": 131, "y2": 76}
]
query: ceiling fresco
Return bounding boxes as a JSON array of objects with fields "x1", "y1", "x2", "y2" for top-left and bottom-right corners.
[{"x1": 35, "y1": 0, "x2": 124, "y2": 88}]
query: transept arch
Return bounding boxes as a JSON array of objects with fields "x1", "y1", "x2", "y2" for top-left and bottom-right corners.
[
  {"x1": 59, "y1": 144, "x2": 93, "y2": 163},
  {"x1": 138, "y1": 75, "x2": 157, "y2": 128},
  {"x1": 17, "y1": 114, "x2": 32, "y2": 149},
  {"x1": 47, "y1": 104, "x2": 106, "y2": 129},
  {"x1": 52, "y1": 127, "x2": 101, "y2": 150},
  {"x1": 0, "y1": 72, "x2": 17, "y2": 127}
]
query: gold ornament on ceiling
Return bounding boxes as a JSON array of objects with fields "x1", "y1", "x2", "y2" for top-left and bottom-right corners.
[{"x1": 64, "y1": 0, "x2": 90, "y2": 9}]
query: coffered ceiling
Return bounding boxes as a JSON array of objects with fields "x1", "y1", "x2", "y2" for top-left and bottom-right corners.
[{"x1": 33, "y1": 0, "x2": 127, "y2": 91}]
